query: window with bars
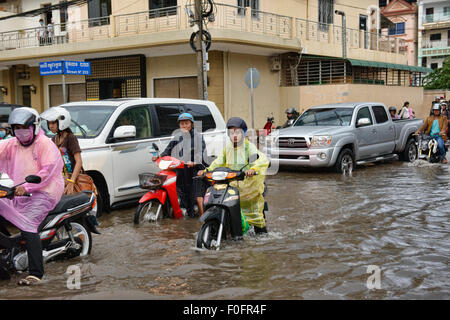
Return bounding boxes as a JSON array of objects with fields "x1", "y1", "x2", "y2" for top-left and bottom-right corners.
[
  {"x1": 88, "y1": 0, "x2": 111, "y2": 27},
  {"x1": 388, "y1": 22, "x2": 405, "y2": 35},
  {"x1": 318, "y1": 0, "x2": 333, "y2": 31},
  {"x1": 149, "y1": 0, "x2": 177, "y2": 18},
  {"x1": 237, "y1": 0, "x2": 260, "y2": 18}
]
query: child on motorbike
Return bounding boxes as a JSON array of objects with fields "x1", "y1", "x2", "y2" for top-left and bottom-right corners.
[
  {"x1": 0, "y1": 107, "x2": 64, "y2": 285},
  {"x1": 152, "y1": 113, "x2": 208, "y2": 218},
  {"x1": 198, "y1": 117, "x2": 270, "y2": 234}
]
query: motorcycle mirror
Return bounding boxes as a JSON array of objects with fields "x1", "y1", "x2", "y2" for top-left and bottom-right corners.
[
  {"x1": 25, "y1": 175, "x2": 41, "y2": 184},
  {"x1": 152, "y1": 143, "x2": 159, "y2": 151},
  {"x1": 248, "y1": 153, "x2": 259, "y2": 163}
]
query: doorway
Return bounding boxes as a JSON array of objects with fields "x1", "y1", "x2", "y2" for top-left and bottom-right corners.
[
  {"x1": 359, "y1": 15, "x2": 368, "y2": 49},
  {"x1": 99, "y1": 79, "x2": 125, "y2": 99}
]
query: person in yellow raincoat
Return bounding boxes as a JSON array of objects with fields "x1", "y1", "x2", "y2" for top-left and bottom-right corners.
[{"x1": 199, "y1": 117, "x2": 269, "y2": 234}]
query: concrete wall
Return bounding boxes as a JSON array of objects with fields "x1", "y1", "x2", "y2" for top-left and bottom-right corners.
[
  {"x1": 280, "y1": 83, "x2": 425, "y2": 120},
  {"x1": 224, "y1": 52, "x2": 282, "y2": 129}
]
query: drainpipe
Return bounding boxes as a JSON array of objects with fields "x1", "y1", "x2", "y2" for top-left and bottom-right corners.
[{"x1": 335, "y1": 10, "x2": 347, "y2": 83}]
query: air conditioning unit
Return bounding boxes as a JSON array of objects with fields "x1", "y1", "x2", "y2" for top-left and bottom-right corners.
[{"x1": 270, "y1": 56, "x2": 281, "y2": 71}]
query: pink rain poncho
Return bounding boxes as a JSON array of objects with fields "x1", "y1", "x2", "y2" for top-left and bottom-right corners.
[{"x1": 0, "y1": 130, "x2": 64, "y2": 233}]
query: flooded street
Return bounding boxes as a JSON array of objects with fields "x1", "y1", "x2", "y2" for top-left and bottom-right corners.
[{"x1": 1, "y1": 160, "x2": 449, "y2": 300}]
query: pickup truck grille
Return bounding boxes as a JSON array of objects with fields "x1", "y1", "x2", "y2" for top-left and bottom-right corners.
[{"x1": 278, "y1": 137, "x2": 308, "y2": 149}]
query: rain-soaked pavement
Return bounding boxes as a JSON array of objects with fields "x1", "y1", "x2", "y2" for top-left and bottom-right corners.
[{"x1": 1, "y1": 159, "x2": 449, "y2": 299}]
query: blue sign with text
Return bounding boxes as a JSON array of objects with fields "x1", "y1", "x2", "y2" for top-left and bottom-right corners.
[
  {"x1": 64, "y1": 61, "x2": 91, "y2": 75},
  {"x1": 39, "y1": 61, "x2": 91, "y2": 76},
  {"x1": 39, "y1": 61, "x2": 63, "y2": 75}
]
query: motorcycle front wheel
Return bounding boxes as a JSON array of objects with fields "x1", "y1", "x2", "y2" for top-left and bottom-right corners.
[
  {"x1": 196, "y1": 220, "x2": 221, "y2": 250},
  {"x1": 134, "y1": 200, "x2": 164, "y2": 224}
]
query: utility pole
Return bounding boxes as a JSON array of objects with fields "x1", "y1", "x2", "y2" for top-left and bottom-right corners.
[{"x1": 194, "y1": 0, "x2": 208, "y2": 100}]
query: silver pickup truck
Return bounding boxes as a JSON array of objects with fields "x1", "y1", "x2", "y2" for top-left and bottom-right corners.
[{"x1": 264, "y1": 103, "x2": 423, "y2": 173}]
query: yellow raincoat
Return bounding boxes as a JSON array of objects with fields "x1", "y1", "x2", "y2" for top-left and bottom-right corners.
[{"x1": 207, "y1": 139, "x2": 269, "y2": 228}]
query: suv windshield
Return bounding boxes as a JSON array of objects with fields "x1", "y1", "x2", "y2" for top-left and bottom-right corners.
[
  {"x1": 42, "y1": 105, "x2": 116, "y2": 138},
  {"x1": 294, "y1": 108, "x2": 353, "y2": 126}
]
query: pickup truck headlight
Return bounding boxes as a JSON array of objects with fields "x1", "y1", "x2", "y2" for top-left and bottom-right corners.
[{"x1": 311, "y1": 135, "x2": 332, "y2": 148}]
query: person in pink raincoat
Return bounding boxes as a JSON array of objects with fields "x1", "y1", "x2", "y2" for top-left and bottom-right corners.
[{"x1": 0, "y1": 107, "x2": 64, "y2": 285}]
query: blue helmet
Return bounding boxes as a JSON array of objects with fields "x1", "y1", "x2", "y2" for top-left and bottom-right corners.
[{"x1": 177, "y1": 112, "x2": 194, "y2": 123}]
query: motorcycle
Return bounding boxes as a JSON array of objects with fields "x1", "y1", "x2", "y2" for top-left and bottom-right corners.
[
  {"x1": 133, "y1": 143, "x2": 184, "y2": 224},
  {"x1": 257, "y1": 116, "x2": 275, "y2": 146},
  {"x1": 415, "y1": 133, "x2": 446, "y2": 163},
  {"x1": 195, "y1": 156, "x2": 266, "y2": 250},
  {"x1": 0, "y1": 175, "x2": 98, "y2": 280}
]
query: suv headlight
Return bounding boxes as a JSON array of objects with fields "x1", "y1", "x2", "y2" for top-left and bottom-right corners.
[{"x1": 311, "y1": 135, "x2": 332, "y2": 148}]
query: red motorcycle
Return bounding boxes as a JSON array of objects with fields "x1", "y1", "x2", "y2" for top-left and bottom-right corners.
[
  {"x1": 257, "y1": 116, "x2": 275, "y2": 146},
  {"x1": 133, "y1": 143, "x2": 184, "y2": 224}
]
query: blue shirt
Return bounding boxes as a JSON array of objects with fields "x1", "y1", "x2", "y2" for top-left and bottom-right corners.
[{"x1": 430, "y1": 119, "x2": 440, "y2": 137}]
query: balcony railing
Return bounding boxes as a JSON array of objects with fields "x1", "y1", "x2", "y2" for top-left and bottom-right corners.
[
  {"x1": 422, "y1": 39, "x2": 450, "y2": 49},
  {"x1": 423, "y1": 13, "x2": 450, "y2": 24},
  {"x1": 0, "y1": 3, "x2": 406, "y2": 56}
]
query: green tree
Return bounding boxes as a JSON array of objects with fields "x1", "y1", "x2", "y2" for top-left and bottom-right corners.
[{"x1": 423, "y1": 57, "x2": 450, "y2": 89}]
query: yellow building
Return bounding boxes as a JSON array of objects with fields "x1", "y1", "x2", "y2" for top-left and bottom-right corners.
[{"x1": 0, "y1": 0, "x2": 431, "y2": 127}]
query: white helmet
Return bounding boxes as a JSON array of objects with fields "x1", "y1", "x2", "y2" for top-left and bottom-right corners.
[
  {"x1": 40, "y1": 107, "x2": 71, "y2": 131},
  {"x1": 8, "y1": 107, "x2": 41, "y2": 136}
]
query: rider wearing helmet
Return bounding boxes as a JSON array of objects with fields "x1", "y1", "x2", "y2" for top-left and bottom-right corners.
[
  {"x1": 199, "y1": 117, "x2": 270, "y2": 234},
  {"x1": 415, "y1": 103, "x2": 448, "y2": 164},
  {"x1": 41, "y1": 107, "x2": 83, "y2": 195},
  {"x1": 389, "y1": 106, "x2": 400, "y2": 120},
  {"x1": 440, "y1": 101, "x2": 450, "y2": 136},
  {"x1": 0, "y1": 107, "x2": 64, "y2": 285},
  {"x1": 154, "y1": 112, "x2": 208, "y2": 218},
  {"x1": 280, "y1": 107, "x2": 300, "y2": 129},
  {"x1": 0, "y1": 122, "x2": 12, "y2": 140}
]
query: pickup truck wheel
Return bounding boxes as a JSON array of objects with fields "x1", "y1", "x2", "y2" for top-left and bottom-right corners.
[
  {"x1": 334, "y1": 148, "x2": 354, "y2": 174},
  {"x1": 401, "y1": 138, "x2": 417, "y2": 162}
]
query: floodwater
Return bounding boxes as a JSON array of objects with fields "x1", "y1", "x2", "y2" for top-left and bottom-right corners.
[{"x1": 1, "y1": 159, "x2": 449, "y2": 300}]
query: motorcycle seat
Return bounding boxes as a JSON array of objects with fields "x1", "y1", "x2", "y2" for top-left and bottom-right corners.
[
  {"x1": 48, "y1": 193, "x2": 91, "y2": 216},
  {"x1": 38, "y1": 193, "x2": 91, "y2": 232}
]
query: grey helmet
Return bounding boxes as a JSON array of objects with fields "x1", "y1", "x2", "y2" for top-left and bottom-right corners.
[
  {"x1": 432, "y1": 103, "x2": 441, "y2": 112},
  {"x1": 389, "y1": 106, "x2": 397, "y2": 112},
  {"x1": 285, "y1": 107, "x2": 297, "y2": 114},
  {"x1": 8, "y1": 107, "x2": 41, "y2": 136}
]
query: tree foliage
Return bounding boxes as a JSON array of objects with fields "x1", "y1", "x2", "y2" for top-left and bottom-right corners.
[{"x1": 423, "y1": 57, "x2": 450, "y2": 90}]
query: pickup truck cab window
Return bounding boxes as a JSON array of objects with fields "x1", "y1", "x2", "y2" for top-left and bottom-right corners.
[
  {"x1": 355, "y1": 107, "x2": 373, "y2": 126},
  {"x1": 372, "y1": 106, "x2": 389, "y2": 124}
]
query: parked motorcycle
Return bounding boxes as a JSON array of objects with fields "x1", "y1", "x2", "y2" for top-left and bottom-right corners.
[
  {"x1": 0, "y1": 175, "x2": 97, "y2": 280},
  {"x1": 415, "y1": 133, "x2": 446, "y2": 163},
  {"x1": 133, "y1": 143, "x2": 184, "y2": 224}
]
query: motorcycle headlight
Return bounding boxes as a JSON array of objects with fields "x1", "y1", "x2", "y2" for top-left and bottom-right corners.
[
  {"x1": 211, "y1": 171, "x2": 228, "y2": 181},
  {"x1": 421, "y1": 141, "x2": 428, "y2": 150},
  {"x1": 311, "y1": 135, "x2": 332, "y2": 148}
]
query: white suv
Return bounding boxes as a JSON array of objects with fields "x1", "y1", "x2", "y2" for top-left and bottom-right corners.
[{"x1": 44, "y1": 98, "x2": 227, "y2": 214}]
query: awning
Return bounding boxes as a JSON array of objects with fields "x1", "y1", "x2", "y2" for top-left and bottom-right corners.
[{"x1": 347, "y1": 59, "x2": 433, "y2": 73}]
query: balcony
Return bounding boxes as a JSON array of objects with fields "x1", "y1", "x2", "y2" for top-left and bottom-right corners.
[
  {"x1": 420, "y1": 39, "x2": 450, "y2": 57},
  {"x1": 0, "y1": 3, "x2": 406, "y2": 62},
  {"x1": 422, "y1": 12, "x2": 450, "y2": 30}
]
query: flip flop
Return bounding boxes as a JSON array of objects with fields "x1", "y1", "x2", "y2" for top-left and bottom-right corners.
[{"x1": 17, "y1": 275, "x2": 42, "y2": 286}]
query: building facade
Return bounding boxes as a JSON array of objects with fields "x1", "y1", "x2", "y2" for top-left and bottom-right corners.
[
  {"x1": 381, "y1": 0, "x2": 418, "y2": 66},
  {"x1": 418, "y1": 0, "x2": 450, "y2": 70},
  {"x1": 0, "y1": 0, "x2": 430, "y2": 127}
]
